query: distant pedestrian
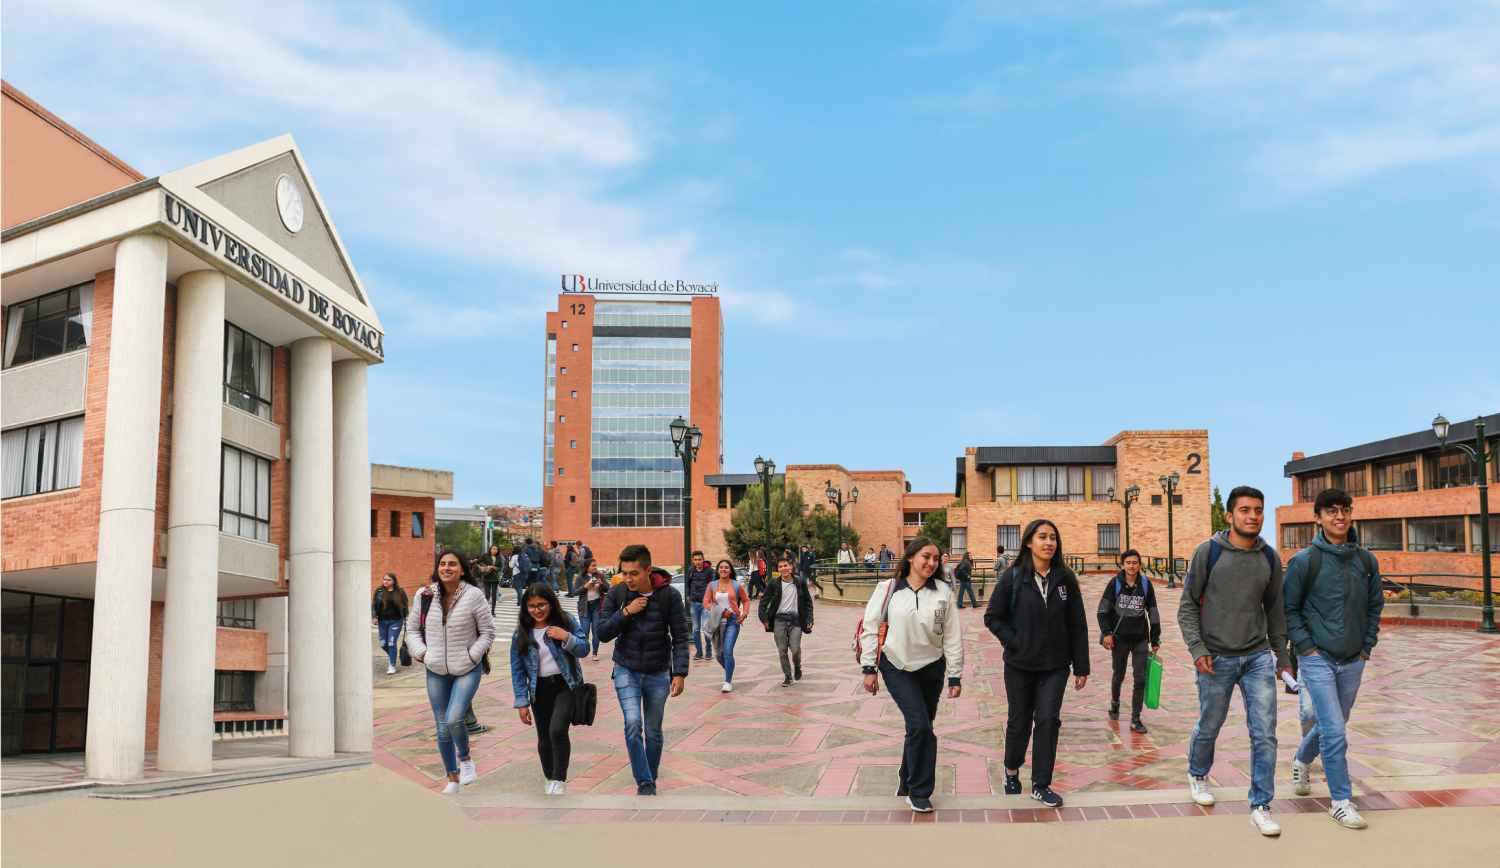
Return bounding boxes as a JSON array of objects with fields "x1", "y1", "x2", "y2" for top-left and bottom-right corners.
[
  {"x1": 878, "y1": 544, "x2": 893, "y2": 572},
  {"x1": 684, "y1": 550, "x2": 715, "y2": 661},
  {"x1": 575, "y1": 558, "x2": 606, "y2": 661},
  {"x1": 984, "y1": 519, "x2": 1089, "y2": 809},
  {"x1": 481, "y1": 544, "x2": 504, "y2": 608},
  {"x1": 1096, "y1": 549, "x2": 1160, "y2": 733},
  {"x1": 994, "y1": 545, "x2": 1010, "y2": 577},
  {"x1": 939, "y1": 551, "x2": 954, "y2": 583},
  {"x1": 406, "y1": 549, "x2": 495, "y2": 794},
  {"x1": 597, "y1": 544, "x2": 689, "y2": 795},
  {"x1": 512, "y1": 583, "x2": 590, "y2": 795},
  {"x1": 747, "y1": 549, "x2": 768, "y2": 599},
  {"x1": 838, "y1": 542, "x2": 855, "y2": 572},
  {"x1": 522, "y1": 537, "x2": 542, "y2": 591},
  {"x1": 1284, "y1": 487, "x2": 1383, "y2": 830},
  {"x1": 371, "y1": 573, "x2": 409, "y2": 674},
  {"x1": 759, "y1": 557, "x2": 814, "y2": 686},
  {"x1": 864, "y1": 547, "x2": 877, "y2": 565},
  {"x1": 512, "y1": 545, "x2": 534, "y2": 605},
  {"x1": 859, "y1": 536, "x2": 963, "y2": 813},
  {"x1": 1178, "y1": 485, "x2": 1292, "y2": 837},
  {"x1": 955, "y1": 553, "x2": 977, "y2": 609},
  {"x1": 563, "y1": 544, "x2": 581, "y2": 596},
  {"x1": 704, "y1": 559, "x2": 749, "y2": 693},
  {"x1": 548, "y1": 540, "x2": 564, "y2": 592}
]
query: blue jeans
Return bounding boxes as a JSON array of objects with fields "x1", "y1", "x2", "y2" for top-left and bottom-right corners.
[
  {"x1": 612, "y1": 666, "x2": 671, "y2": 786},
  {"x1": 1296, "y1": 654, "x2": 1365, "y2": 801},
  {"x1": 1188, "y1": 651, "x2": 1279, "y2": 807},
  {"x1": 578, "y1": 605, "x2": 601, "y2": 655},
  {"x1": 690, "y1": 602, "x2": 706, "y2": 656},
  {"x1": 957, "y1": 580, "x2": 977, "y2": 608},
  {"x1": 426, "y1": 667, "x2": 483, "y2": 776},
  {"x1": 718, "y1": 621, "x2": 741, "y2": 682},
  {"x1": 548, "y1": 566, "x2": 562, "y2": 592},
  {"x1": 565, "y1": 566, "x2": 578, "y2": 593},
  {"x1": 377, "y1": 619, "x2": 403, "y2": 666}
]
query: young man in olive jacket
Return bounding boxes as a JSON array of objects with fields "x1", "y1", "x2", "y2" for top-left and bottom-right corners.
[
  {"x1": 759, "y1": 558, "x2": 815, "y2": 686},
  {"x1": 1178, "y1": 485, "x2": 1294, "y2": 837},
  {"x1": 1096, "y1": 549, "x2": 1160, "y2": 733},
  {"x1": 1284, "y1": 487, "x2": 1383, "y2": 830}
]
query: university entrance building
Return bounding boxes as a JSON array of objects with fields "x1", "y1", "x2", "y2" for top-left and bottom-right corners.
[{"x1": 2, "y1": 81, "x2": 381, "y2": 779}]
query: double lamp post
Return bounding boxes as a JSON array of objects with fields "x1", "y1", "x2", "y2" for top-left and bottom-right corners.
[
  {"x1": 754, "y1": 456, "x2": 776, "y2": 569},
  {"x1": 670, "y1": 417, "x2": 703, "y2": 576},
  {"x1": 1433, "y1": 414, "x2": 1495, "y2": 635},
  {"x1": 825, "y1": 480, "x2": 858, "y2": 570}
]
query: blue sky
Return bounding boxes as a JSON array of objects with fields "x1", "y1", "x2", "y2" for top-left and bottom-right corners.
[{"x1": 6, "y1": 0, "x2": 1498, "y2": 521}]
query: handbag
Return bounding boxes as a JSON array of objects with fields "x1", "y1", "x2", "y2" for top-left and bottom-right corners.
[
  {"x1": 398, "y1": 638, "x2": 412, "y2": 667},
  {"x1": 566, "y1": 639, "x2": 596, "y2": 726},
  {"x1": 852, "y1": 578, "x2": 897, "y2": 663},
  {"x1": 1145, "y1": 650, "x2": 1163, "y2": 710}
]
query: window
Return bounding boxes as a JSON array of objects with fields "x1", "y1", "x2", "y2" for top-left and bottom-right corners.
[
  {"x1": 1282, "y1": 523, "x2": 1315, "y2": 550},
  {"x1": 1333, "y1": 466, "x2": 1369, "y2": 499},
  {"x1": 1097, "y1": 524, "x2": 1120, "y2": 556},
  {"x1": 223, "y1": 324, "x2": 274, "y2": 421},
  {"x1": 1357, "y1": 519, "x2": 1402, "y2": 551},
  {"x1": 1016, "y1": 466, "x2": 1085, "y2": 502},
  {"x1": 950, "y1": 527, "x2": 967, "y2": 556},
  {"x1": 3, "y1": 283, "x2": 91, "y2": 368},
  {"x1": 220, "y1": 446, "x2": 271, "y2": 541},
  {"x1": 570, "y1": 440, "x2": 577, "y2": 448},
  {"x1": 572, "y1": 344, "x2": 578, "y2": 351},
  {"x1": 561, "y1": 367, "x2": 567, "y2": 375},
  {"x1": 904, "y1": 512, "x2": 927, "y2": 526},
  {"x1": 1090, "y1": 467, "x2": 1116, "y2": 501},
  {"x1": 1151, "y1": 494, "x2": 1162, "y2": 506},
  {"x1": 590, "y1": 487, "x2": 682, "y2": 528},
  {"x1": 1407, "y1": 516, "x2": 1465, "y2": 552},
  {"x1": 2, "y1": 416, "x2": 85, "y2": 499},
  {"x1": 370, "y1": 509, "x2": 377, "y2": 537},
  {"x1": 1172, "y1": 494, "x2": 1182, "y2": 506},
  {"x1": 569, "y1": 495, "x2": 576, "y2": 503},
  {"x1": 571, "y1": 391, "x2": 578, "y2": 398},
  {"x1": 389, "y1": 510, "x2": 400, "y2": 538},
  {"x1": 1472, "y1": 516, "x2": 1499, "y2": 554},
  {"x1": 562, "y1": 321, "x2": 568, "y2": 328},
  {"x1": 1426, "y1": 451, "x2": 1477, "y2": 490},
  {"x1": 997, "y1": 525, "x2": 1020, "y2": 554},
  {"x1": 1298, "y1": 473, "x2": 1328, "y2": 504},
  {"x1": 213, "y1": 671, "x2": 255, "y2": 712},
  {"x1": 991, "y1": 467, "x2": 1011, "y2": 501},
  {"x1": 216, "y1": 599, "x2": 255, "y2": 629},
  {"x1": 1375, "y1": 456, "x2": 1418, "y2": 495},
  {"x1": 411, "y1": 512, "x2": 424, "y2": 538},
  {"x1": 2, "y1": 591, "x2": 93, "y2": 754}
]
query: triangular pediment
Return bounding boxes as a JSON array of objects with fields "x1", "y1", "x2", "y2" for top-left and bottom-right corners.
[{"x1": 195, "y1": 151, "x2": 364, "y2": 304}]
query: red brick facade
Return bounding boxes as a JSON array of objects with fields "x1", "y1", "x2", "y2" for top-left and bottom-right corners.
[{"x1": 370, "y1": 493, "x2": 436, "y2": 596}]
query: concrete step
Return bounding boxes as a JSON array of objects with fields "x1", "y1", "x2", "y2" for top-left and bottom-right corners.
[{"x1": 1, "y1": 754, "x2": 371, "y2": 809}]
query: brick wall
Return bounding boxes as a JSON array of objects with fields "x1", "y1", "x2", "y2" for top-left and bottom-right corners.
[
  {"x1": 849, "y1": 471, "x2": 906, "y2": 559},
  {"x1": 694, "y1": 505, "x2": 737, "y2": 564},
  {"x1": 215, "y1": 627, "x2": 268, "y2": 671},
  {"x1": 370, "y1": 493, "x2": 436, "y2": 596}
]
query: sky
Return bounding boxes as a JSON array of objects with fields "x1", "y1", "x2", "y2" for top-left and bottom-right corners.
[{"x1": 5, "y1": 0, "x2": 1498, "y2": 521}]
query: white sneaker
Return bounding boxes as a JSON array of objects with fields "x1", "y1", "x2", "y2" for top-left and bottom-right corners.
[
  {"x1": 386, "y1": 665, "x2": 396, "y2": 675},
  {"x1": 458, "y1": 758, "x2": 477, "y2": 785},
  {"x1": 1329, "y1": 799, "x2": 1368, "y2": 829},
  {"x1": 442, "y1": 781, "x2": 461, "y2": 794},
  {"x1": 545, "y1": 780, "x2": 558, "y2": 795},
  {"x1": 722, "y1": 682, "x2": 733, "y2": 693},
  {"x1": 1250, "y1": 806, "x2": 1281, "y2": 836},
  {"x1": 1189, "y1": 775, "x2": 1215, "y2": 806},
  {"x1": 1291, "y1": 760, "x2": 1312, "y2": 796},
  {"x1": 554, "y1": 780, "x2": 569, "y2": 795}
]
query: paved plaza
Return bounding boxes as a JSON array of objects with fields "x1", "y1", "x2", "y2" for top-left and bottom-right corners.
[{"x1": 372, "y1": 574, "x2": 1500, "y2": 823}]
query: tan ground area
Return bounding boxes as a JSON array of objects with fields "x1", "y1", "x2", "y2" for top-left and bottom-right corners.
[{"x1": 3, "y1": 765, "x2": 1493, "y2": 868}]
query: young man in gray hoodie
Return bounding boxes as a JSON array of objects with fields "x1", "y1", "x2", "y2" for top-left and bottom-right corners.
[{"x1": 1178, "y1": 485, "x2": 1294, "y2": 837}]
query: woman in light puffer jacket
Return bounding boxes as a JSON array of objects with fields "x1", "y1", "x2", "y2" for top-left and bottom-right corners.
[{"x1": 406, "y1": 549, "x2": 496, "y2": 793}]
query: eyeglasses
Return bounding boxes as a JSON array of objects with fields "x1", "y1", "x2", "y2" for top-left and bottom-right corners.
[
  {"x1": 526, "y1": 603, "x2": 550, "y2": 611},
  {"x1": 1321, "y1": 507, "x2": 1354, "y2": 518}
]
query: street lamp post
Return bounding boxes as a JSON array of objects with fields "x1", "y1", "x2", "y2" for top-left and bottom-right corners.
[
  {"x1": 754, "y1": 455, "x2": 776, "y2": 572},
  {"x1": 1109, "y1": 485, "x2": 1141, "y2": 552},
  {"x1": 824, "y1": 480, "x2": 859, "y2": 571},
  {"x1": 1160, "y1": 472, "x2": 1181, "y2": 588},
  {"x1": 1433, "y1": 414, "x2": 1495, "y2": 634},
  {"x1": 670, "y1": 417, "x2": 702, "y2": 578}
]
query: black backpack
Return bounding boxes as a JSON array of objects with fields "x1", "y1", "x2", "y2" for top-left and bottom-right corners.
[{"x1": 538, "y1": 549, "x2": 553, "y2": 568}]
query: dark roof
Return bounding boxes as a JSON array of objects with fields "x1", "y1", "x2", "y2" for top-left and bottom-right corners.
[
  {"x1": 704, "y1": 473, "x2": 784, "y2": 487},
  {"x1": 1284, "y1": 414, "x2": 1500, "y2": 477},
  {"x1": 974, "y1": 446, "x2": 1116, "y2": 468}
]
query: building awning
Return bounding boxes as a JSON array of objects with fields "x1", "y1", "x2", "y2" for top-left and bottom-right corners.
[
  {"x1": 974, "y1": 446, "x2": 1117, "y2": 468},
  {"x1": 704, "y1": 473, "x2": 784, "y2": 487}
]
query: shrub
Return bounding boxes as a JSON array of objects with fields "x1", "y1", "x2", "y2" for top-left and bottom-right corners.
[
  {"x1": 1429, "y1": 591, "x2": 1451, "y2": 601},
  {"x1": 1454, "y1": 590, "x2": 1483, "y2": 603}
]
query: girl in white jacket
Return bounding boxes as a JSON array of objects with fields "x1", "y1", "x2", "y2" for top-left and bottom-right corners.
[
  {"x1": 407, "y1": 549, "x2": 496, "y2": 793},
  {"x1": 859, "y1": 536, "x2": 964, "y2": 813}
]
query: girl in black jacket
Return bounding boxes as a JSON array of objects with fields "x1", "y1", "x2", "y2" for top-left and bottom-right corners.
[{"x1": 983, "y1": 519, "x2": 1090, "y2": 808}]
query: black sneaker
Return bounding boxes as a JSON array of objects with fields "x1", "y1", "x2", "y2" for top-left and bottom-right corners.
[
  {"x1": 636, "y1": 782, "x2": 656, "y2": 796},
  {"x1": 895, "y1": 779, "x2": 909, "y2": 798},
  {"x1": 693, "y1": 653, "x2": 704, "y2": 660},
  {"x1": 1003, "y1": 773, "x2": 1021, "y2": 795},
  {"x1": 1031, "y1": 785, "x2": 1063, "y2": 808},
  {"x1": 1108, "y1": 699, "x2": 1120, "y2": 721},
  {"x1": 906, "y1": 794, "x2": 933, "y2": 813},
  {"x1": 1130, "y1": 717, "x2": 1148, "y2": 734},
  {"x1": 794, "y1": 666, "x2": 802, "y2": 682},
  {"x1": 779, "y1": 677, "x2": 794, "y2": 687}
]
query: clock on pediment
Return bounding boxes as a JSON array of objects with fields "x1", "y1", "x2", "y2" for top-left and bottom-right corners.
[{"x1": 275, "y1": 174, "x2": 304, "y2": 233}]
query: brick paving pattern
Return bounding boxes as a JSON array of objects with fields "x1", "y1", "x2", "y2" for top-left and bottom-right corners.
[{"x1": 373, "y1": 574, "x2": 1500, "y2": 822}]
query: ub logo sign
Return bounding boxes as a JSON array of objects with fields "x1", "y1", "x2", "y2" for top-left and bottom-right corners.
[{"x1": 561, "y1": 274, "x2": 587, "y2": 293}]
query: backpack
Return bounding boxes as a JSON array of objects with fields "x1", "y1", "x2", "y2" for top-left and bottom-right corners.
[
  {"x1": 1305, "y1": 544, "x2": 1376, "y2": 588},
  {"x1": 538, "y1": 549, "x2": 553, "y2": 568},
  {"x1": 1190, "y1": 540, "x2": 1280, "y2": 613},
  {"x1": 420, "y1": 586, "x2": 490, "y2": 675}
]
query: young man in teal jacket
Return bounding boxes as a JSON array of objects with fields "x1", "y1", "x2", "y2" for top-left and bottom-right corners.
[{"x1": 1283, "y1": 487, "x2": 1384, "y2": 831}]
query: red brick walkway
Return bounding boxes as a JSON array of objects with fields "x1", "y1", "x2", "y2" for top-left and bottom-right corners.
[{"x1": 372, "y1": 574, "x2": 1500, "y2": 822}]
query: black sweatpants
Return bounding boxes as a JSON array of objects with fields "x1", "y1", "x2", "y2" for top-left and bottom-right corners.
[
  {"x1": 1003, "y1": 664, "x2": 1070, "y2": 787},
  {"x1": 533, "y1": 674, "x2": 575, "y2": 781},
  {"x1": 1110, "y1": 639, "x2": 1149, "y2": 718},
  {"x1": 880, "y1": 655, "x2": 946, "y2": 799}
]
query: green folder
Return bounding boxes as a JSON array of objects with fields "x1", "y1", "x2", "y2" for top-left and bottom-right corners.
[{"x1": 1145, "y1": 653, "x2": 1163, "y2": 710}]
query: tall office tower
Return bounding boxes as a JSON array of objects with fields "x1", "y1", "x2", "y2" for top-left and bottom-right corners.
[{"x1": 541, "y1": 293, "x2": 722, "y2": 565}]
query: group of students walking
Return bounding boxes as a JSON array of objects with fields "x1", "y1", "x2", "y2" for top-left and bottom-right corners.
[{"x1": 401, "y1": 483, "x2": 1383, "y2": 835}]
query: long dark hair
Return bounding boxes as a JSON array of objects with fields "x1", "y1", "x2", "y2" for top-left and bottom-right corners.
[
  {"x1": 1011, "y1": 519, "x2": 1077, "y2": 592},
  {"x1": 375, "y1": 572, "x2": 408, "y2": 606},
  {"x1": 714, "y1": 559, "x2": 736, "y2": 582},
  {"x1": 430, "y1": 549, "x2": 477, "y2": 605},
  {"x1": 894, "y1": 536, "x2": 943, "y2": 585},
  {"x1": 515, "y1": 583, "x2": 572, "y2": 650}
]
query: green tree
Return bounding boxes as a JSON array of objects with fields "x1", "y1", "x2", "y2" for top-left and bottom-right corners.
[
  {"x1": 722, "y1": 478, "x2": 810, "y2": 563},
  {"x1": 917, "y1": 501, "x2": 961, "y2": 552},
  {"x1": 805, "y1": 503, "x2": 861, "y2": 559},
  {"x1": 1210, "y1": 486, "x2": 1230, "y2": 534},
  {"x1": 435, "y1": 521, "x2": 482, "y2": 558}
]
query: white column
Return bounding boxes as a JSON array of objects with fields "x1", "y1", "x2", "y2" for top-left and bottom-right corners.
[
  {"x1": 332, "y1": 359, "x2": 371, "y2": 752},
  {"x1": 157, "y1": 270, "x2": 226, "y2": 772},
  {"x1": 86, "y1": 233, "x2": 169, "y2": 781},
  {"x1": 288, "y1": 337, "x2": 335, "y2": 757}
]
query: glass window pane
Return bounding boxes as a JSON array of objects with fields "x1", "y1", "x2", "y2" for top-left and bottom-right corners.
[
  {"x1": 9, "y1": 304, "x2": 37, "y2": 366},
  {"x1": 36, "y1": 291, "x2": 66, "y2": 317},
  {"x1": 2, "y1": 428, "x2": 27, "y2": 498},
  {"x1": 256, "y1": 458, "x2": 270, "y2": 521},
  {"x1": 221, "y1": 512, "x2": 239, "y2": 535},
  {"x1": 256, "y1": 519, "x2": 269, "y2": 542},
  {"x1": 37, "y1": 423, "x2": 57, "y2": 494},
  {"x1": 32, "y1": 314, "x2": 66, "y2": 361},
  {"x1": 240, "y1": 451, "x2": 256, "y2": 517},
  {"x1": 60, "y1": 599, "x2": 91, "y2": 659},
  {"x1": 2, "y1": 593, "x2": 31, "y2": 657},
  {"x1": 23, "y1": 427, "x2": 42, "y2": 496},
  {"x1": 222, "y1": 448, "x2": 239, "y2": 511}
]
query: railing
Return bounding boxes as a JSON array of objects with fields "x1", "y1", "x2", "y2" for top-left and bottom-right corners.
[{"x1": 1380, "y1": 573, "x2": 1491, "y2": 619}]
